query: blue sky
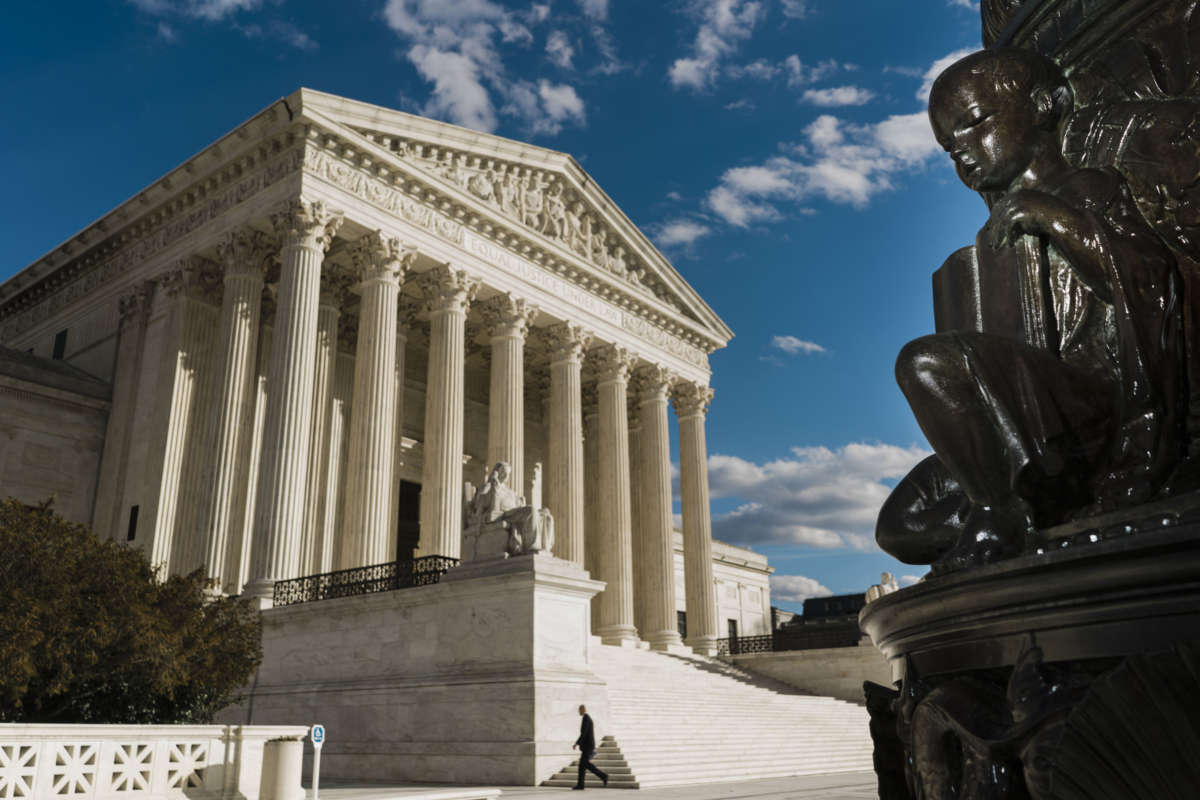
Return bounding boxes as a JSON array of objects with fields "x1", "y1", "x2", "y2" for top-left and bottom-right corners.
[{"x1": 1, "y1": 0, "x2": 989, "y2": 612}]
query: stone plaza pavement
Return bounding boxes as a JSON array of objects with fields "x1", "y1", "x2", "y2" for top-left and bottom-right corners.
[{"x1": 309, "y1": 772, "x2": 880, "y2": 800}]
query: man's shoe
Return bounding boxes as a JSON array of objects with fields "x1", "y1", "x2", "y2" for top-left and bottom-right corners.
[
  {"x1": 572, "y1": 785, "x2": 584, "y2": 790},
  {"x1": 602, "y1": 774, "x2": 609, "y2": 787}
]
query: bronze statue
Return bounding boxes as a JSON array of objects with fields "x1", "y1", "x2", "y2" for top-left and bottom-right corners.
[{"x1": 877, "y1": 47, "x2": 1187, "y2": 573}]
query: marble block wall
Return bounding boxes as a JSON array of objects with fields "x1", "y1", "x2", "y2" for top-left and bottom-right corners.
[{"x1": 220, "y1": 552, "x2": 609, "y2": 786}]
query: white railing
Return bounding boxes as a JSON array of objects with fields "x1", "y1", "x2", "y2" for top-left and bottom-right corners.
[{"x1": 0, "y1": 724, "x2": 309, "y2": 800}]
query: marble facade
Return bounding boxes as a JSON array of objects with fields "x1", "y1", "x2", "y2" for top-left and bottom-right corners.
[{"x1": 0, "y1": 89, "x2": 739, "y2": 653}]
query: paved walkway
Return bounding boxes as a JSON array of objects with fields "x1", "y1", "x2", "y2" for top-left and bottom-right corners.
[{"x1": 310, "y1": 772, "x2": 879, "y2": 800}]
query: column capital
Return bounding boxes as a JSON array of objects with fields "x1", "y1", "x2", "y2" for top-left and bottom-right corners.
[
  {"x1": 216, "y1": 228, "x2": 273, "y2": 279},
  {"x1": 158, "y1": 256, "x2": 222, "y2": 303},
  {"x1": 270, "y1": 197, "x2": 343, "y2": 252},
  {"x1": 479, "y1": 293, "x2": 538, "y2": 340},
  {"x1": 417, "y1": 265, "x2": 479, "y2": 315},
  {"x1": 544, "y1": 322, "x2": 592, "y2": 365},
  {"x1": 350, "y1": 230, "x2": 417, "y2": 285},
  {"x1": 672, "y1": 381, "x2": 714, "y2": 419},
  {"x1": 593, "y1": 344, "x2": 634, "y2": 384},
  {"x1": 118, "y1": 281, "x2": 155, "y2": 330},
  {"x1": 633, "y1": 363, "x2": 676, "y2": 405}
]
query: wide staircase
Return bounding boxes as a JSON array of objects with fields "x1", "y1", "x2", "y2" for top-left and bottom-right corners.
[{"x1": 542, "y1": 641, "x2": 875, "y2": 788}]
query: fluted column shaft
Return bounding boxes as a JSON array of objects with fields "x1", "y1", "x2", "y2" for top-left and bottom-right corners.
[
  {"x1": 594, "y1": 346, "x2": 638, "y2": 644},
  {"x1": 246, "y1": 199, "x2": 342, "y2": 606},
  {"x1": 202, "y1": 231, "x2": 268, "y2": 591},
  {"x1": 628, "y1": 409, "x2": 647, "y2": 636},
  {"x1": 418, "y1": 267, "x2": 478, "y2": 559},
  {"x1": 341, "y1": 233, "x2": 413, "y2": 568},
  {"x1": 388, "y1": 304, "x2": 416, "y2": 560},
  {"x1": 675, "y1": 383, "x2": 718, "y2": 654},
  {"x1": 548, "y1": 324, "x2": 590, "y2": 566},
  {"x1": 298, "y1": 284, "x2": 342, "y2": 575},
  {"x1": 484, "y1": 295, "x2": 536, "y2": 492},
  {"x1": 638, "y1": 369, "x2": 683, "y2": 649}
]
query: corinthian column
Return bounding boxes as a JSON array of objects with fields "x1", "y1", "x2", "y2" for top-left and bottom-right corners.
[
  {"x1": 298, "y1": 272, "x2": 350, "y2": 576},
  {"x1": 245, "y1": 198, "x2": 342, "y2": 607},
  {"x1": 481, "y1": 294, "x2": 538, "y2": 491},
  {"x1": 341, "y1": 232, "x2": 415, "y2": 568},
  {"x1": 594, "y1": 345, "x2": 638, "y2": 645},
  {"x1": 673, "y1": 381, "x2": 718, "y2": 654},
  {"x1": 417, "y1": 266, "x2": 478, "y2": 558},
  {"x1": 547, "y1": 323, "x2": 591, "y2": 565},
  {"x1": 637, "y1": 365, "x2": 683, "y2": 650},
  {"x1": 201, "y1": 229, "x2": 269, "y2": 591},
  {"x1": 388, "y1": 297, "x2": 420, "y2": 560}
]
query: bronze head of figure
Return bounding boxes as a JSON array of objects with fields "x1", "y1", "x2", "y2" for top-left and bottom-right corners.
[{"x1": 877, "y1": 47, "x2": 1187, "y2": 573}]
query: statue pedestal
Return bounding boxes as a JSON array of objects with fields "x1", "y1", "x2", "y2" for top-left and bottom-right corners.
[
  {"x1": 860, "y1": 520, "x2": 1200, "y2": 798},
  {"x1": 224, "y1": 552, "x2": 610, "y2": 786}
]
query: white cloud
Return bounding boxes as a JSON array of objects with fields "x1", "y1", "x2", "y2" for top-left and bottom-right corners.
[
  {"x1": 780, "y1": 0, "x2": 809, "y2": 19},
  {"x1": 771, "y1": 574, "x2": 833, "y2": 604},
  {"x1": 578, "y1": 0, "x2": 608, "y2": 19},
  {"x1": 724, "y1": 98, "x2": 756, "y2": 111},
  {"x1": 157, "y1": 21, "x2": 178, "y2": 41},
  {"x1": 900, "y1": 575, "x2": 923, "y2": 586},
  {"x1": 383, "y1": 0, "x2": 588, "y2": 135},
  {"x1": 771, "y1": 335, "x2": 825, "y2": 354},
  {"x1": 802, "y1": 85, "x2": 875, "y2": 107},
  {"x1": 129, "y1": 0, "x2": 260, "y2": 20},
  {"x1": 785, "y1": 56, "x2": 841, "y2": 87},
  {"x1": 669, "y1": 0, "x2": 765, "y2": 91},
  {"x1": 948, "y1": 0, "x2": 978, "y2": 8},
  {"x1": 546, "y1": 30, "x2": 574, "y2": 68},
  {"x1": 917, "y1": 46, "x2": 978, "y2": 102},
  {"x1": 727, "y1": 58, "x2": 780, "y2": 80},
  {"x1": 655, "y1": 219, "x2": 712, "y2": 247},
  {"x1": 707, "y1": 442, "x2": 932, "y2": 550}
]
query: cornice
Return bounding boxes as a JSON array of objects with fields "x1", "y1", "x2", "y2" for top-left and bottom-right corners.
[
  {"x1": 297, "y1": 115, "x2": 723, "y2": 360},
  {"x1": 0, "y1": 126, "x2": 306, "y2": 340}
]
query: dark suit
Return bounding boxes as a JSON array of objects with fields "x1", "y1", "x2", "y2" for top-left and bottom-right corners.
[{"x1": 574, "y1": 713, "x2": 607, "y2": 788}]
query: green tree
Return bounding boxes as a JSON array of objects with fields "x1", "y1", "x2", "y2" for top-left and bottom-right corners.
[{"x1": 0, "y1": 498, "x2": 262, "y2": 723}]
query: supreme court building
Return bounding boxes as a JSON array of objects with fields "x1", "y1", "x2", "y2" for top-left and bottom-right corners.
[{"x1": 0, "y1": 89, "x2": 749, "y2": 653}]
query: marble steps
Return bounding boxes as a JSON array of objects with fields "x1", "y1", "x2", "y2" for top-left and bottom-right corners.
[
  {"x1": 541, "y1": 738, "x2": 639, "y2": 789},
  {"x1": 581, "y1": 643, "x2": 874, "y2": 786}
]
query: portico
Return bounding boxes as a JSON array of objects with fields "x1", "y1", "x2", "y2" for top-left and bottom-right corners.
[{"x1": 0, "y1": 88, "x2": 733, "y2": 653}]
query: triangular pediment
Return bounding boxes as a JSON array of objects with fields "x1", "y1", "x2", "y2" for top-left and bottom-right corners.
[{"x1": 294, "y1": 89, "x2": 732, "y2": 347}]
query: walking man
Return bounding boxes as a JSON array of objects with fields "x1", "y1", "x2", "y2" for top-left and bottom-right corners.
[{"x1": 573, "y1": 704, "x2": 608, "y2": 790}]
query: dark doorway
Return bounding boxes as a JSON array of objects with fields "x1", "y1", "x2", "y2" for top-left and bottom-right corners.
[
  {"x1": 728, "y1": 618, "x2": 738, "y2": 641},
  {"x1": 396, "y1": 480, "x2": 421, "y2": 561}
]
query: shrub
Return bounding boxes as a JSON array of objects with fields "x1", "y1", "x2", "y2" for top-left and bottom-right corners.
[{"x1": 0, "y1": 498, "x2": 262, "y2": 723}]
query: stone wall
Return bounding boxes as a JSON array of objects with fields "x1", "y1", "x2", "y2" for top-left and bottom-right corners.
[{"x1": 724, "y1": 643, "x2": 893, "y2": 705}]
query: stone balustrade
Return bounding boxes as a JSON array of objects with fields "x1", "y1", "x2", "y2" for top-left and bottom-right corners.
[{"x1": 0, "y1": 723, "x2": 309, "y2": 800}]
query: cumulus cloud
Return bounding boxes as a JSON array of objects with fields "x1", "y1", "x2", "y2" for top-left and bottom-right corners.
[
  {"x1": 948, "y1": 0, "x2": 978, "y2": 8},
  {"x1": 239, "y1": 20, "x2": 319, "y2": 51},
  {"x1": 900, "y1": 575, "x2": 924, "y2": 586},
  {"x1": 802, "y1": 85, "x2": 876, "y2": 107},
  {"x1": 546, "y1": 30, "x2": 574, "y2": 68},
  {"x1": 785, "y1": 56, "x2": 842, "y2": 87},
  {"x1": 727, "y1": 58, "x2": 780, "y2": 81},
  {"x1": 706, "y1": 442, "x2": 932, "y2": 550},
  {"x1": 383, "y1": 0, "x2": 589, "y2": 135},
  {"x1": 771, "y1": 574, "x2": 833, "y2": 604},
  {"x1": 655, "y1": 219, "x2": 712, "y2": 248},
  {"x1": 724, "y1": 98, "x2": 756, "y2": 111},
  {"x1": 128, "y1": 0, "x2": 260, "y2": 20},
  {"x1": 669, "y1": 0, "x2": 765, "y2": 91},
  {"x1": 771, "y1": 335, "x2": 825, "y2": 354},
  {"x1": 578, "y1": 0, "x2": 608, "y2": 19}
]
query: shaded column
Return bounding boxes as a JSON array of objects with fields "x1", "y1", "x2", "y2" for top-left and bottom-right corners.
[
  {"x1": 594, "y1": 345, "x2": 638, "y2": 645},
  {"x1": 388, "y1": 297, "x2": 420, "y2": 560},
  {"x1": 673, "y1": 381, "x2": 718, "y2": 654},
  {"x1": 547, "y1": 323, "x2": 591, "y2": 566},
  {"x1": 482, "y1": 294, "x2": 538, "y2": 491},
  {"x1": 298, "y1": 272, "x2": 349, "y2": 576},
  {"x1": 628, "y1": 389, "x2": 647, "y2": 636},
  {"x1": 341, "y1": 232, "x2": 415, "y2": 568},
  {"x1": 637, "y1": 365, "x2": 683, "y2": 650},
  {"x1": 92, "y1": 281, "x2": 154, "y2": 541},
  {"x1": 245, "y1": 198, "x2": 342, "y2": 606},
  {"x1": 417, "y1": 266, "x2": 479, "y2": 559},
  {"x1": 200, "y1": 229, "x2": 269, "y2": 591}
]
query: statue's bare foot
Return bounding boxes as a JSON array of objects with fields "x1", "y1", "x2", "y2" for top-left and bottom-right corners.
[{"x1": 931, "y1": 499, "x2": 1034, "y2": 576}]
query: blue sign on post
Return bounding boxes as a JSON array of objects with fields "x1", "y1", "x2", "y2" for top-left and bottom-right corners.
[
  {"x1": 311, "y1": 724, "x2": 325, "y2": 747},
  {"x1": 311, "y1": 724, "x2": 326, "y2": 800}
]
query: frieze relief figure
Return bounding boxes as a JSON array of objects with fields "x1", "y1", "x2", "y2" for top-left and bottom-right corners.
[{"x1": 521, "y1": 174, "x2": 545, "y2": 230}]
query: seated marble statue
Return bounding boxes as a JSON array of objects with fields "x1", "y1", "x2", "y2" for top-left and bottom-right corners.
[
  {"x1": 462, "y1": 461, "x2": 555, "y2": 561},
  {"x1": 865, "y1": 572, "x2": 901, "y2": 604},
  {"x1": 877, "y1": 48, "x2": 1186, "y2": 573}
]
